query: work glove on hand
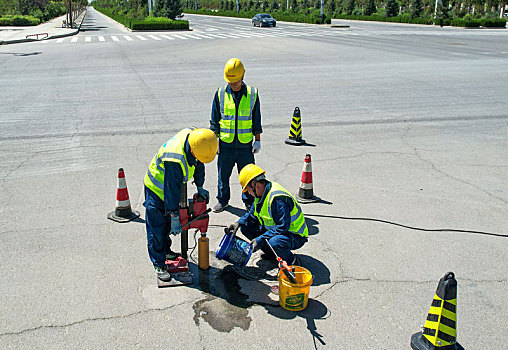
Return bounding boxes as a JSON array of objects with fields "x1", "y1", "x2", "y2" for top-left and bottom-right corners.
[
  {"x1": 197, "y1": 186, "x2": 210, "y2": 203},
  {"x1": 227, "y1": 222, "x2": 240, "y2": 236},
  {"x1": 252, "y1": 140, "x2": 261, "y2": 154},
  {"x1": 250, "y1": 239, "x2": 260, "y2": 252},
  {"x1": 170, "y1": 216, "x2": 182, "y2": 236}
]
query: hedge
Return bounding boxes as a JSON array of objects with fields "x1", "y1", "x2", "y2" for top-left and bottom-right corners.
[
  {"x1": 0, "y1": 15, "x2": 40, "y2": 26},
  {"x1": 333, "y1": 14, "x2": 434, "y2": 25},
  {"x1": 185, "y1": 9, "x2": 332, "y2": 24},
  {"x1": 131, "y1": 17, "x2": 189, "y2": 30},
  {"x1": 450, "y1": 18, "x2": 506, "y2": 28},
  {"x1": 95, "y1": 7, "x2": 189, "y2": 30}
]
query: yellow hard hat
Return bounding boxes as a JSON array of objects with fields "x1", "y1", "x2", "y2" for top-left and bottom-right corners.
[
  {"x1": 188, "y1": 128, "x2": 218, "y2": 164},
  {"x1": 239, "y1": 164, "x2": 266, "y2": 192},
  {"x1": 224, "y1": 58, "x2": 245, "y2": 83}
]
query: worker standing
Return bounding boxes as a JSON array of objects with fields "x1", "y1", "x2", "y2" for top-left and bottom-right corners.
[
  {"x1": 210, "y1": 58, "x2": 262, "y2": 213},
  {"x1": 144, "y1": 128, "x2": 218, "y2": 281},
  {"x1": 226, "y1": 164, "x2": 308, "y2": 267}
]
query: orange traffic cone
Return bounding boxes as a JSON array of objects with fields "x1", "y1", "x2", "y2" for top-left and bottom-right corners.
[
  {"x1": 107, "y1": 168, "x2": 140, "y2": 223},
  {"x1": 295, "y1": 154, "x2": 319, "y2": 203}
]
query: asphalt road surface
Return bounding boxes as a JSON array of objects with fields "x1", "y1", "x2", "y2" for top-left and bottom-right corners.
[{"x1": 0, "y1": 8, "x2": 507, "y2": 349}]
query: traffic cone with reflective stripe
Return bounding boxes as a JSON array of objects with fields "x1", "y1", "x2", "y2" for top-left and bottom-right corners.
[
  {"x1": 295, "y1": 154, "x2": 319, "y2": 203},
  {"x1": 411, "y1": 272, "x2": 464, "y2": 350},
  {"x1": 107, "y1": 168, "x2": 140, "y2": 223},
  {"x1": 285, "y1": 107, "x2": 306, "y2": 145}
]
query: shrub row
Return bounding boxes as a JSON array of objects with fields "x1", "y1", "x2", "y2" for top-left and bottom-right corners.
[
  {"x1": 95, "y1": 7, "x2": 189, "y2": 30},
  {"x1": 131, "y1": 17, "x2": 189, "y2": 30},
  {"x1": 185, "y1": 9, "x2": 332, "y2": 24},
  {"x1": 333, "y1": 14, "x2": 434, "y2": 25},
  {"x1": 450, "y1": 17, "x2": 506, "y2": 28},
  {"x1": 0, "y1": 15, "x2": 40, "y2": 26}
]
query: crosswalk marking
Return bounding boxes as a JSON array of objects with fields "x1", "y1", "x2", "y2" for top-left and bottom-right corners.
[{"x1": 46, "y1": 27, "x2": 508, "y2": 46}]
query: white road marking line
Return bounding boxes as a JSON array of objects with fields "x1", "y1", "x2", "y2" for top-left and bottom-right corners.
[
  {"x1": 85, "y1": 36, "x2": 91, "y2": 42},
  {"x1": 56, "y1": 38, "x2": 65, "y2": 43},
  {"x1": 111, "y1": 36, "x2": 119, "y2": 41},
  {"x1": 184, "y1": 34, "x2": 201, "y2": 39},
  {"x1": 98, "y1": 36, "x2": 105, "y2": 42},
  {"x1": 136, "y1": 35, "x2": 147, "y2": 40},
  {"x1": 147, "y1": 35, "x2": 161, "y2": 40},
  {"x1": 160, "y1": 35, "x2": 175, "y2": 40},
  {"x1": 193, "y1": 33, "x2": 214, "y2": 39},
  {"x1": 71, "y1": 36, "x2": 78, "y2": 42},
  {"x1": 123, "y1": 35, "x2": 133, "y2": 41},
  {"x1": 172, "y1": 34, "x2": 188, "y2": 39}
]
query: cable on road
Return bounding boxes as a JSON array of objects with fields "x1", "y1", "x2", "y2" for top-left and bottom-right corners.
[{"x1": 304, "y1": 213, "x2": 507, "y2": 238}]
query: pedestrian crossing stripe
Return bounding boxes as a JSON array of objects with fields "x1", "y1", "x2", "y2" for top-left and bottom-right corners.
[{"x1": 43, "y1": 29, "x2": 508, "y2": 45}]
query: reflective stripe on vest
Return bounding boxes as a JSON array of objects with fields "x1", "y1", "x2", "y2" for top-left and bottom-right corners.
[
  {"x1": 218, "y1": 84, "x2": 256, "y2": 143},
  {"x1": 253, "y1": 182, "x2": 308, "y2": 238},
  {"x1": 143, "y1": 128, "x2": 196, "y2": 200}
]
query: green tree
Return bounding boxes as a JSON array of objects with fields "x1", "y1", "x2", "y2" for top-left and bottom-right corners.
[
  {"x1": 345, "y1": 0, "x2": 355, "y2": 14},
  {"x1": 154, "y1": 0, "x2": 182, "y2": 18},
  {"x1": 385, "y1": 0, "x2": 399, "y2": 16},
  {"x1": 364, "y1": 0, "x2": 376, "y2": 14},
  {"x1": 410, "y1": 0, "x2": 423, "y2": 17},
  {"x1": 270, "y1": 0, "x2": 278, "y2": 10},
  {"x1": 290, "y1": 0, "x2": 298, "y2": 11}
]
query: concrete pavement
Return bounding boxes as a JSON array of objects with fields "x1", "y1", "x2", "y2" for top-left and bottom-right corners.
[{"x1": 0, "y1": 9, "x2": 86, "y2": 45}]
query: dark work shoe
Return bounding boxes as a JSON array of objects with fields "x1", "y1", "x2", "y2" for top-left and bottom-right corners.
[
  {"x1": 155, "y1": 266, "x2": 172, "y2": 282},
  {"x1": 166, "y1": 250, "x2": 180, "y2": 260},
  {"x1": 212, "y1": 202, "x2": 229, "y2": 213},
  {"x1": 244, "y1": 203, "x2": 252, "y2": 211}
]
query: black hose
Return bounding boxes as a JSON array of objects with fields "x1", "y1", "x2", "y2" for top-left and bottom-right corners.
[{"x1": 304, "y1": 213, "x2": 507, "y2": 238}]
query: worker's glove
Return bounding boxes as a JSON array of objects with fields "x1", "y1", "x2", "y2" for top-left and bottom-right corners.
[
  {"x1": 197, "y1": 186, "x2": 210, "y2": 203},
  {"x1": 170, "y1": 216, "x2": 182, "y2": 236},
  {"x1": 252, "y1": 140, "x2": 261, "y2": 154},
  {"x1": 250, "y1": 239, "x2": 260, "y2": 252},
  {"x1": 227, "y1": 222, "x2": 240, "y2": 236}
]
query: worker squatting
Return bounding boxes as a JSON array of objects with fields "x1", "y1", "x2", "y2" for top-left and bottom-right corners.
[{"x1": 143, "y1": 58, "x2": 308, "y2": 281}]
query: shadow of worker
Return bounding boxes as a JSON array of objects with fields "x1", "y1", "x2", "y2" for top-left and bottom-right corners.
[{"x1": 264, "y1": 299, "x2": 329, "y2": 348}]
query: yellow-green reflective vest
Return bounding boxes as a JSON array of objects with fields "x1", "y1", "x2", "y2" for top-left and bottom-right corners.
[
  {"x1": 218, "y1": 84, "x2": 257, "y2": 143},
  {"x1": 253, "y1": 182, "x2": 308, "y2": 238},
  {"x1": 144, "y1": 128, "x2": 196, "y2": 201}
]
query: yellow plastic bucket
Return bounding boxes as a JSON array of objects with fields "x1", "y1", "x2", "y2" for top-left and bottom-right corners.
[{"x1": 278, "y1": 266, "x2": 313, "y2": 311}]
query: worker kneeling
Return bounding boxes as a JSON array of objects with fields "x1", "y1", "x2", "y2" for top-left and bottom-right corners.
[{"x1": 227, "y1": 164, "x2": 308, "y2": 266}]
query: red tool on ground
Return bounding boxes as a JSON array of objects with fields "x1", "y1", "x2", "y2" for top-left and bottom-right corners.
[
  {"x1": 264, "y1": 239, "x2": 297, "y2": 284},
  {"x1": 158, "y1": 189, "x2": 211, "y2": 288}
]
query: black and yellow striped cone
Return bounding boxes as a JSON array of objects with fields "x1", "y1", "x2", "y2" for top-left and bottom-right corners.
[
  {"x1": 411, "y1": 272, "x2": 464, "y2": 350},
  {"x1": 285, "y1": 107, "x2": 306, "y2": 145}
]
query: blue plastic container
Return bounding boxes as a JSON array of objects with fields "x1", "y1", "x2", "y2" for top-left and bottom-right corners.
[{"x1": 216, "y1": 233, "x2": 253, "y2": 267}]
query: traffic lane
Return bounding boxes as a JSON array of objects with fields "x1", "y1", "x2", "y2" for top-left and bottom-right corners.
[{"x1": 78, "y1": 7, "x2": 130, "y2": 35}]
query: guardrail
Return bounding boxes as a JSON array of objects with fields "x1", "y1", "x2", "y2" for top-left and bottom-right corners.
[{"x1": 25, "y1": 33, "x2": 48, "y2": 40}]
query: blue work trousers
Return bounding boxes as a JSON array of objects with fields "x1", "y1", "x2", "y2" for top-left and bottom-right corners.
[
  {"x1": 240, "y1": 222, "x2": 308, "y2": 264},
  {"x1": 144, "y1": 186, "x2": 173, "y2": 267},
  {"x1": 217, "y1": 146, "x2": 254, "y2": 206}
]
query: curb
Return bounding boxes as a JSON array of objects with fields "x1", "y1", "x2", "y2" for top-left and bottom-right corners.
[{"x1": 0, "y1": 9, "x2": 87, "y2": 45}]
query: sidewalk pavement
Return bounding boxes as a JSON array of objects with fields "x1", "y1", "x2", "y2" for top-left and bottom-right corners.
[{"x1": 0, "y1": 10, "x2": 86, "y2": 45}]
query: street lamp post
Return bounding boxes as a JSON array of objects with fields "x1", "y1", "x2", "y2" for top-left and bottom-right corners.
[{"x1": 320, "y1": 0, "x2": 324, "y2": 23}]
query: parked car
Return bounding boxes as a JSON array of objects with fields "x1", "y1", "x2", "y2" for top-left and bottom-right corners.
[{"x1": 252, "y1": 13, "x2": 276, "y2": 27}]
